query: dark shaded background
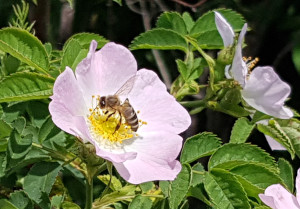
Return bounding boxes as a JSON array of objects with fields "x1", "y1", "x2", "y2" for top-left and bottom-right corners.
[{"x1": 0, "y1": 0, "x2": 299, "y2": 207}]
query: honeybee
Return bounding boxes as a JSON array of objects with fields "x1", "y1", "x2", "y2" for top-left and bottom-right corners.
[{"x1": 98, "y1": 76, "x2": 139, "y2": 132}]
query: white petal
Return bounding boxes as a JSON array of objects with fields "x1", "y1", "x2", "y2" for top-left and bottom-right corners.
[
  {"x1": 231, "y1": 23, "x2": 248, "y2": 87},
  {"x1": 242, "y1": 66, "x2": 293, "y2": 119},
  {"x1": 75, "y1": 42, "x2": 138, "y2": 107},
  {"x1": 262, "y1": 184, "x2": 300, "y2": 209},
  {"x1": 128, "y1": 69, "x2": 191, "y2": 134},
  {"x1": 49, "y1": 67, "x2": 90, "y2": 142},
  {"x1": 214, "y1": 12, "x2": 235, "y2": 47},
  {"x1": 265, "y1": 135, "x2": 287, "y2": 151},
  {"x1": 113, "y1": 132, "x2": 182, "y2": 184},
  {"x1": 296, "y1": 168, "x2": 300, "y2": 205}
]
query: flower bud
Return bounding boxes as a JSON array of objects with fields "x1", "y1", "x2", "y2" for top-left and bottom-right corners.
[{"x1": 217, "y1": 46, "x2": 235, "y2": 65}]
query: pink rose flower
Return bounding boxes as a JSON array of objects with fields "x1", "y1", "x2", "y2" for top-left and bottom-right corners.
[
  {"x1": 49, "y1": 41, "x2": 191, "y2": 184},
  {"x1": 259, "y1": 168, "x2": 300, "y2": 209}
]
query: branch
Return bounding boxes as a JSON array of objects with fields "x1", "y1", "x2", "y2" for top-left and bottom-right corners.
[{"x1": 172, "y1": 0, "x2": 207, "y2": 8}]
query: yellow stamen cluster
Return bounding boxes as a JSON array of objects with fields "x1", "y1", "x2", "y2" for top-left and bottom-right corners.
[
  {"x1": 88, "y1": 108, "x2": 134, "y2": 143},
  {"x1": 87, "y1": 96, "x2": 147, "y2": 144},
  {"x1": 243, "y1": 56, "x2": 259, "y2": 71}
]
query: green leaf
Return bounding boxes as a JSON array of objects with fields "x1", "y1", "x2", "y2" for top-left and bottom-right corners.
[
  {"x1": 0, "y1": 199, "x2": 18, "y2": 209},
  {"x1": 61, "y1": 39, "x2": 88, "y2": 72},
  {"x1": 194, "y1": 30, "x2": 225, "y2": 49},
  {"x1": 182, "y1": 12, "x2": 195, "y2": 33},
  {"x1": 11, "y1": 117, "x2": 26, "y2": 134},
  {"x1": 9, "y1": 191, "x2": 34, "y2": 209},
  {"x1": 208, "y1": 143, "x2": 277, "y2": 172},
  {"x1": 278, "y1": 158, "x2": 294, "y2": 192},
  {"x1": 168, "y1": 164, "x2": 191, "y2": 209},
  {"x1": 129, "y1": 195, "x2": 152, "y2": 209},
  {"x1": 191, "y1": 163, "x2": 205, "y2": 187},
  {"x1": 156, "y1": 12, "x2": 187, "y2": 35},
  {"x1": 256, "y1": 119, "x2": 300, "y2": 159},
  {"x1": 190, "y1": 9, "x2": 245, "y2": 35},
  {"x1": 176, "y1": 59, "x2": 189, "y2": 81},
  {"x1": 0, "y1": 72, "x2": 54, "y2": 103},
  {"x1": 0, "y1": 27, "x2": 50, "y2": 74},
  {"x1": 26, "y1": 101, "x2": 50, "y2": 128},
  {"x1": 93, "y1": 185, "x2": 136, "y2": 208},
  {"x1": 64, "y1": 33, "x2": 108, "y2": 50},
  {"x1": 38, "y1": 116, "x2": 59, "y2": 143},
  {"x1": 61, "y1": 33, "x2": 108, "y2": 71},
  {"x1": 24, "y1": 162, "x2": 62, "y2": 209},
  {"x1": 113, "y1": 0, "x2": 122, "y2": 6},
  {"x1": 2, "y1": 55, "x2": 20, "y2": 75},
  {"x1": 230, "y1": 163, "x2": 282, "y2": 199},
  {"x1": 159, "y1": 181, "x2": 169, "y2": 197},
  {"x1": 204, "y1": 168, "x2": 250, "y2": 209},
  {"x1": 5, "y1": 146, "x2": 50, "y2": 175},
  {"x1": 180, "y1": 132, "x2": 221, "y2": 163},
  {"x1": 97, "y1": 174, "x2": 122, "y2": 191},
  {"x1": 139, "y1": 182, "x2": 154, "y2": 193},
  {"x1": 0, "y1": 139, "x2": 8, "y2": 152},
  {"x1": 230, "y1": 118, "x2": 255, "y2": 143},
  {"x1": 7, "y1": 130, "x2": 31, "y2": 160},
  {"x1": 130, "y1": 28, "x2": 188, "y2": 52},
  {"x1": 0, "y1": 120, "x2": 12, "y2": 139}
]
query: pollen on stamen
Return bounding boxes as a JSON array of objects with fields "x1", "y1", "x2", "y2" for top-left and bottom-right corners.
[
  {"x1": 88, "y1": 98, "x2": 137, "y2": 145},
  {"x1": 243, "y1": 56, "x2": 259, "y2": 72}
]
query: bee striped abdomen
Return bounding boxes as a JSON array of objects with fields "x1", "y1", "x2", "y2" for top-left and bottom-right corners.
[{"x1": 122, "y1": 99, "x2": 139, "y2": 132}]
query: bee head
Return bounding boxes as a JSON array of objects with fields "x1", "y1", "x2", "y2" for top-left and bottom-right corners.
[{"x1": 99, "y1": 97, "x2": 106, "y2": 109}]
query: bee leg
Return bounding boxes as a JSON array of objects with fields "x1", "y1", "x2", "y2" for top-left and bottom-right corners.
[
  {"x1": 105, "y1": 111, "x2": 115, "y2": 121},
  {"x1": 114, "y1": 113, "x2": 122, "y2": 133}
]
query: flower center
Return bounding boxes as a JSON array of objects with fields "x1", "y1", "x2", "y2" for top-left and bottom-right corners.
[
  {"x1": 88, "y1": 109, "x2": 135, "y2": 143},
  {"x1": 87, "y1": 95, "x2": 146, "y2": 146}
]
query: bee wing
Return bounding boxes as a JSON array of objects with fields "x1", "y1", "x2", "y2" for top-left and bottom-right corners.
[{"x1": 114, "y1": 76, "x2": 136, "y2": 96}]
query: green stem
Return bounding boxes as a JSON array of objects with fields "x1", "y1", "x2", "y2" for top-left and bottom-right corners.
[
  {"x1": 85, "y1": 175, "x2": 93, "y2": 209},
  {"x1": 186, "y1": 37, "x2": 216, "y2": 91}
]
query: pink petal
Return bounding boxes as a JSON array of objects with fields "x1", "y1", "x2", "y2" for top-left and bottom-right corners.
[
  {"x1": 75, "y1": 40, "x2": 100, "y2": 102},
  {"x1": 49, "y1": 67, "x2": 90, "y2": 142},
  {"x1": 242, "y1": 66, "x2": 293, "y2": 119},
  {"x1": 214, "y1": 12, "x2": 235, "y2": 47},
  {"x1": 113, "y1": 132, "x2": 182, "y2": 184},
  {"x1": 114, "y1": 159, "x2": 181, "y2": 184},
  {"x1": 49, "y1": 101, "x2": 90, "y2": 143},
  {"x1": 51, "y1": 67, "x2": 87, "y2": 116},
  {"x1": 231, "y1": 23, "x2": 248, "y2": 87},
  {"x1": 296, "y1": 168, "x2": 300, "y2": 205},
  {"x1": 260, "y1": 184, "x2": 300, "y2": 209},
  {"x1": 259, "y1": 194, "x2": 277, "y2": 209},
  {"x1": 75, "y1": 42, "x2": 137, "y2": 103},
  {"x1": 128, "y1": 69, "x2": 191, "y2": 134},
  {"x1": 265, "y1": 135, "x2": 287, "y2": 151},
  {"x1": 113, "y1": 134, "x2": 182, "y2": 184},
  {"x1": 125, "y1": 131, "x2": 183, "y2": 163}
]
